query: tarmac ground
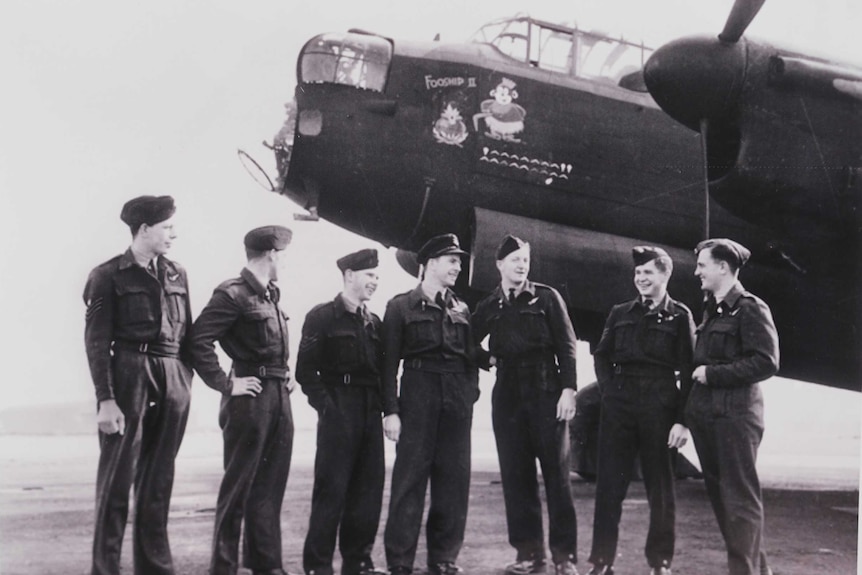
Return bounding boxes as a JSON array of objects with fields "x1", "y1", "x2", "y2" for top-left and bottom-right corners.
[{"x1": 0, "y1": 432, "x2": 857, "y2": 575}]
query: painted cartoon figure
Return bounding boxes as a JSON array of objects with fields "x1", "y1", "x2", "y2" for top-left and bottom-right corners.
[
  {"x1": 433, "y1": 103, "x2": 469, "y2": 147},
  {"x1": 473, "y1": 78, "x2": 526, "y2": 142}
]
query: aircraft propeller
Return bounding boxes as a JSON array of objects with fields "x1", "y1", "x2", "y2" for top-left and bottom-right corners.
[{"x1": 643, "y1": 0, "x2": 766, "y2": 239}]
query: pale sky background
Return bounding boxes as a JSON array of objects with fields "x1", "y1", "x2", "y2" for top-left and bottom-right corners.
[{"x1": 0, "y1": 0, "x2": 859, "y2": 473}]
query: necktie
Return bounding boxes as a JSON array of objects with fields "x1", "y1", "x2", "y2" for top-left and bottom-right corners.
[
  {"x1": 508, "y1": 288, "x2": 516, "y2": 304},
  {"x1": 147, "y1": 260, "x2": 157, "y2": 278},
  {"x1": 267, "y1": 284, "x2": 280, "y2": 304},
  {"x1": 435, "y1": 291, "x2": 447, "y2": 309},
  {"x1": 643, "y1": 298, "x2": 653, "y2": 310}
]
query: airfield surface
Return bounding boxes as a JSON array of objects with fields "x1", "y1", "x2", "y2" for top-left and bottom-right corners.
[{"x1": 0, "y1": 430, "x2": 857, "y2": 575}]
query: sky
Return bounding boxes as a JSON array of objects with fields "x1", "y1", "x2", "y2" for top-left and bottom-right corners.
[{"x1": 0, "y1": 0, "x2": 859, "y2": 419}]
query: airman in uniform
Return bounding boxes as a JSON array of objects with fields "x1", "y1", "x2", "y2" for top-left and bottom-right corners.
[
  {"x1": 190, "y1": 225, "x2": 295, "y2": 575},
  {"x1": 296, "y1": 249, "x2": 386, "y2": 575},
  {"x1": 586, "y1": 246, "x2": 695, "y2": 575},
  {"x1": 381, "y1": 234, "x2": 480, "y2": 575},
  {"x1": 83, "y1": 195, "x2": 193, "y2": 575},
  {"x1": 472, "y1": 235, "x2": 579, "y2": 575},
  {"x1": 686, "y1": 239, "x2": 779, "y2": 575}
]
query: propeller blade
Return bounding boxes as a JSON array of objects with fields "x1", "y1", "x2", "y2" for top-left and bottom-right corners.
[
  {"x1": 699, "y1": 118, "x2": 711, "y2": 240},
  {"x1": 719, "y1": 0, "x2": 766, "y2": 43}
]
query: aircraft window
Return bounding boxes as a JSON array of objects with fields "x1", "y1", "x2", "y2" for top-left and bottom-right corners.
[
  {"x1": 300, "y1": 33, "x2": 392, "y2": 91},
  {"x1": 535, "y1": 28, "x2": 573, "y2": 73},
  {"x1": 471, "y1": 16, "x2": 652, "y2": 84},
  {"x1": 486, "y1": 19, "x2": 531, "y2": 63},
  {"x1": 575, "y1": 38, "x2": 651, "y2": 83}
]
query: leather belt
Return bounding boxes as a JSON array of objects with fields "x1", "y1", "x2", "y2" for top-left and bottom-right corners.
[
  {"x1": 321, "y1": 373, "x2": 379, "y2": 387},
  {"x1": 404, "y1": 357, "x2": 468, "y2": 373},
  {"x1": 233, "y1": 362, "x2": 289, "y2": 379},
  {"x1": 613, "y1": 363, "x2": 675, "y2": 378},
  {"x1": 113, "y1": 340, "x2": 180, "y2": 358}
]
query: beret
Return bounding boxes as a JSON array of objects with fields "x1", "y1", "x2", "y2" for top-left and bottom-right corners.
[
  {"x1": 695, "y1": 238, "x2": 751, "y2": 268},
  {"x1": 244, "y1": 225, "x2": 293, "y2": 251},
  {"x1": 632, "y1": 245, "x2": 670, "y2": 267},
  {"x1": 416, "y1": 233, "x2": 468, "y2": 265},
  {"x1": 496, "y1": 235, "x2": 530, "y2": 260},
  {"x1": 337, "y1": 248, "x2": 378, "y2": 272},
  {"x1": 120, "y1": 195, "x2": 175, "y2": 228}
]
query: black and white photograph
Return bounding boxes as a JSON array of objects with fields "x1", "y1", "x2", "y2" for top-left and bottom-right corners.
[{"x1": 1, "y1": 1, "x2": 859, "y2": 574}]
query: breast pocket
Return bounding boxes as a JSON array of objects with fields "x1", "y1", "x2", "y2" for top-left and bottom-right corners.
[
  {"x1": 405, "y1": 314, "x2": 438, "y2": 348},
  {"x1": 164, "y1": 283, "x2": 188, "y2": 325},
  {"x1": 611, "y1": 318, "x2": 638, "y2": 356},
  {"x1": 642, "y1": 321, "x2": 678, "y2": 361},
  {"x1": 518, "y1": 307, "x2": 548, "y2": 343},
  {"x1": 244, "y1": 308, "x2": 280, "y2": 348},
  {"x1": 325, "y1": 329, "x2": 360, "y2": 367},
  {"x1": 115, "y1": 283, "x2": 156, "y2": 326},
  {"x1": 706, "y1": 321, "x2": 740, "y2": 361},
  {"x1": 448, "y1": 309, "x2": 471, "y2": 347}
]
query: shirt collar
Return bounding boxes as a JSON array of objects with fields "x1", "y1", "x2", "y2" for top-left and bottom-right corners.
[
  {"x1": 494, "y1": 280, "x2": 536, "y2": 305},
  {"x1": 334, "y1": 292, "x2": 366, "y2": 317},
  {"x1": 408, "y1": 284, "x2": 453, "y2": 309},
  {"x1": 118, "y1": 248, "x2": 177, "y2": 275},
  {"x1": 241, "y1": 267, "x2": 269, "y2": 299},
  {"x1": 709, "y1": 281, "x2": 745, "y2": 315},
  {"x1": 626, "y1": 292, "x2": 672, "y2": 314}
]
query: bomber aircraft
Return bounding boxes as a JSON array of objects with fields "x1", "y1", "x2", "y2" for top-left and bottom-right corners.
[{"x1": 244, "y1": 0, "x2": 861, "y2": 391}]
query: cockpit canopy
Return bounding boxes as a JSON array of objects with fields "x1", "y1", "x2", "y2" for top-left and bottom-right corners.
[
  {"x1": 471, "y1": 14, "x2": 653, "y2": 85},
  {"x1": 299, "y1": 31, "x2": 393, "y2": 91}
]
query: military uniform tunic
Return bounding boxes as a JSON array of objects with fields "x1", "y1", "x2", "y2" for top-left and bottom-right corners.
[
  {"x1": 83, "y1": 249, "x2": 193, "y2": 575},
  {"x1": 685, "y1": 282, "x2": 779, "y2": 575},
  {"x1": 190, "y1": 268, "x2": 293, "y2": 575},
  {"x1": 381, "y1": 286, "x2": 480, "y2": 571},
  {"x1": 473, "y1": 281, "x2": 579, "y2": 565},
  {"x1": 589, "y1": 294, "x2": 695, "y2": 570},
  {"x1": 296, "y1": 294, "x2": 385, "y2": 575}
]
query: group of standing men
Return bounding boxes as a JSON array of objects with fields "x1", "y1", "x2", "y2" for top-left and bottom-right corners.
[{"x1": 83, "y1": 195, "x2": 779, "y2": 575}]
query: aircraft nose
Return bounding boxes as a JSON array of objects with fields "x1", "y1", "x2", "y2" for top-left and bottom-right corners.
[{"x1": 644, "y1": 35, "x2": 747, "y2": 130}]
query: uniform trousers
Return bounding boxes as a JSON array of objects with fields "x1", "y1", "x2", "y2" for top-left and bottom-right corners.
[
  {"x1": 685, "y1": 383, "x2": 768, "y2": 575},
  {"x1": 304, "y1": 386, "x2": 385, "y2": 575},
  {"x1": 92, "y1": 350, "x2": 192, "y2": 575},
  {"x1": 210, "y1": 380, "x2": 294, "y2": 575},
  {"x1": 384, "y1": 368, "x2": 474, "y2": 570},
  {"x1": 589, "y1": 374, "x2": 676, "y2": 569},
  {"x1": 492, "y1": 365, "x2": 577, "y2": 564}
]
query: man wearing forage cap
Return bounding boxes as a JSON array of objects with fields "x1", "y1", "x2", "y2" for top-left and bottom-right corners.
[
  {"x1": 687, "y1": 239, "x2": 779, "y2": 575},
  {"x1": 83, "y1": 195, "x2": 193, "y2": 574},
  {"x1": 296, "y1": 249, "x2": 386, "y2": 575},
  {"x1": 472, "y1": 235, "x2": 580, "y2": 575},
  {"x1": 586, "y1": 246, "x2": 695, "y2": 575},
  {"x1": 381, "y1": 234, "x2": 480, "y2": 575},
  {"x1": 190, "y1": 225, "x2": 295, "y2": 575}
]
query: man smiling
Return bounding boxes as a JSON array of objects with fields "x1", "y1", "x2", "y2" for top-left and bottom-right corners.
[
  {"x1": 472, "y1": 235, "x2": 579, "y2": 575},
  {"x1": 686, "y1": 239, "x2": 779, "y2": 575},
  {"x1": 296, "y1": 249, "x2": 386, "y2": 575},
  {"x1": 381, "y1": 234, "x2": 480, "y2": 575},
  {"x1": 587, "y1": 246, "x2": 695, "y2": 575}
]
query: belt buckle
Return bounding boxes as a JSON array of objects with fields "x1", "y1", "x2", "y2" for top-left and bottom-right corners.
[
  {"x1": 139, "y1": 343, "x2": 148, "y2": 353},
  {"x1": 258, "y1": 366, "x2": 267, "y2": 377},
  {"x1": 343, "y1": 374, "x2": 351, "y2": 385}
]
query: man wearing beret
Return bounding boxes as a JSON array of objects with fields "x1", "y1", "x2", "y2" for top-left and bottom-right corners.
[
  {"x1": 687, "y1": 239, "x2": 779, "y2": 575},
  {"x1": 586, "y1": 246, "x2": 695, "y2": 575},
  {"x1": 296, "y1": 249, "x2": 386, "y2": 575},
  {"x1": 83, "y1": 195, "x2": 193, "y2": 575},
  {"x1": 190, "y1": 225, "x2": 295, "y2": 575},
  {"x1": 381, "y1": 234, "x2": 480, "y2": 575},
  {"x1": 472, "y1": 235, "x2": 580, "y2": 575}
]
